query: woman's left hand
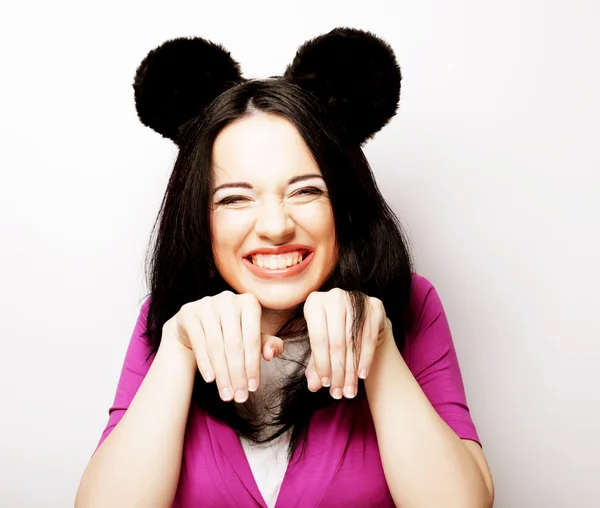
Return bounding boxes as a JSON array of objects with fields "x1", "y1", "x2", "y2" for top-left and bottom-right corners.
[{"x1": 303, "y1": 288, "x2": 393, "y2": 399}]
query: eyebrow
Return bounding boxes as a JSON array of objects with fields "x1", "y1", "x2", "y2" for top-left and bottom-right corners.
[{"x1": 212, "y1": 174, "x2": 324, "y2": 194}]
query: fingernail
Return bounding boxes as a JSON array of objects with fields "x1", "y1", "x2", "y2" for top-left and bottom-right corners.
[
  {"x1": 248, "y1": 378, "x2": 258, "y2": 392},
  {"x1": 204, "y1": 371, "x2": 215, "y2": 382},
  {"x1": 220, "y1": 387, "x2": 233, "y2": 401},
  {"x1": 344, "y1": 385, "x2": 356, "y2": 399},
  {"x1": 307, "y1": 372, "x2": 320, "y2": 392},
  {"x1": 332, "y1": 388, "x2": 342, "y2": 399},
  {"x1": 234, "y1": 389, "x2": 248, "y2": 403},
  {"x1": 271, "y1": 347, "x2": 278, "y2": 358},
  {"x1": 321, "y1": 377, "x2": 331, "y2": 387},
  {"x1": 359, "y1": 368, "x2": 368, "y2": 379}
]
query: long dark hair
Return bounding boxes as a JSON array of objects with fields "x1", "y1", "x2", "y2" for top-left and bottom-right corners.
[{"x1": 141, "y1": 78, "x2": 414, "y2": 457}]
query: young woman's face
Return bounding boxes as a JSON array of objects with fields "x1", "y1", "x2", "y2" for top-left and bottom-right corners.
[{"x1": 210, "y1": 112, "x2": 337, "y2": 312}]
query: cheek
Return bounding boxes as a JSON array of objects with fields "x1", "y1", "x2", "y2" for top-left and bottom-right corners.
[
  {"x1": 211, "y1": 211, "x2": 254, "y2": 257},
  {"x1": 291, "y1": 203, "x2": 336, "y2": 245}
]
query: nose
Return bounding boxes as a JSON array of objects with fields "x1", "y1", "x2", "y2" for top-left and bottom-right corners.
[{"x1": 254, "y1": 199, "x2": 295, "y2": 244}]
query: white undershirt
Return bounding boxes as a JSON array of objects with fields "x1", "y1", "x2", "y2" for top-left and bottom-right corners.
[
  {"x1": 239, "y1": 430, "x2": 291, "y2": 508},
  {"x1": 237, "y1": 341, "x2": 306, "y2": 507}
]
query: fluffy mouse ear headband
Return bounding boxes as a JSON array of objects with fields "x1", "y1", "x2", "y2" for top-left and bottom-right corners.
[{"x1": 134, "y1": 27, "x2": 401, "y2": 146}]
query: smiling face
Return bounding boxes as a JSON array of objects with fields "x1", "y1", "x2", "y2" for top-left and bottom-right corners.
[{"x1": 210, "y1": 112, "x2": 338, "y2": 320}]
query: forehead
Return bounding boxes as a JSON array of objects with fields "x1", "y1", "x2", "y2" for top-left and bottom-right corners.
[{"x1": 212, "y1": 113, "x2": 321, "y2": 184}]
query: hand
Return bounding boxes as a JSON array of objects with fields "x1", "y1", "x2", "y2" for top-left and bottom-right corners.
[
  {"x1": 162, "y1": 291, "x2": 284, "y2": 403},
  {"x1": 303, "y1": 288, "x2": 392, "y2": 399}
]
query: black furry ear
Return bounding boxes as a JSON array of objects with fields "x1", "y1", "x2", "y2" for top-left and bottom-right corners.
[
  {"x1": 134, "y1": 37, "x2": 244, "y2": 144},
  {"x1": 284, "y1": 27, "x2": 401, "y2": 145}
]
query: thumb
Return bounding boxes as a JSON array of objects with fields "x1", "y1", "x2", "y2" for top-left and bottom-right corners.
[{"x1": 261, "y1": 333, "x2": 284, "y2": 361}]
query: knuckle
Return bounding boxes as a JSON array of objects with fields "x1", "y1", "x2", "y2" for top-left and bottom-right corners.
[
  {"x1": 332, "y1": 288, "x2": 349, "y2": 305},
  {"x1": 207, "y1": 339, "x2": 225, "y2": 356},
  {"x1": 245, "y1": 359, "x2": 260, "y2": 372},
  {"x1": 345, "y1": 359, "x2": 356, "y2": 373},
  {"x1": 172, "y1": 313, "x2": 188, "y2": 333},
  {"x1": 197, "y1": 296, "x2": 213, "y2": 313},
  {"x1": 241, "y1": 292, "x2": 260, "y2": 310},
  {"x1": 325, "y1": 290, "x2": 339, "y2": 304},
  {"x1": 346, "y1": 333, "x2": 355, "y2": 347},
  {"x1": 178, "y1": 303, "x2": 194, "y2": 320},
  {"x1": 305, "y1": 291, "x2": 321, "y2": 307},
  {"x1": 240, "y1": 292, "x2": 256, "y2": 303},
  {"x1": 304, "y1": 294, "x2": 313, "y2": 310},
  {"x1": 371, "y1": 297, "x2": 385, "y2": 313},
  {"x1": 242, "y1": 333, "x2": 259, "y2": 348},
  {"x1": 178, "y1": 302, "x2": 197, "y2": 323},
  {"x1": 227, "y1": 358, "x2": 245, "y2": 375},
  {"x1": 222, "y1": 330, "x2": 237, "y2": 345},
  {"x1": 311, "y1": 333, "x2": 326, "y2": 346},
  {"x1": 217, "y1": 290, "x2": 234, "y2": 303},
  {"x1": 162, "y1": 318, "x2": 176, "y2": 337},
  {"x1": 330, "y1": 338, "x2": 345, "y2": 352},
  {"x1": 231, "y1": 379, "x2": 247, "y2": 391}
]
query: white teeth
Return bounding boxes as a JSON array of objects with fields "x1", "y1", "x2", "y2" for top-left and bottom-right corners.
[{"x1": 251, "y1": 252, "x2": 305, "y2": 270}]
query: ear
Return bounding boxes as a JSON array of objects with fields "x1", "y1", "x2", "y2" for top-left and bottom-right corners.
[
  {"x1": 283, "y1": 27, "x2": 401, "y2": 145},
  {"x1": 133, "y1": 37, "x2": 244, "y2": 144}
]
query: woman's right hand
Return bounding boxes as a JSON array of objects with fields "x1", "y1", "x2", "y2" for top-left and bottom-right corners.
[{"x1": 161, "y1": 291, "x2": 284, "y2": 403}]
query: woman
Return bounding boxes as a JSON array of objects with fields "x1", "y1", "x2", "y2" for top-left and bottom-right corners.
[{"x1": 76, "y1": 28, "x2": 494, "y2": 507}]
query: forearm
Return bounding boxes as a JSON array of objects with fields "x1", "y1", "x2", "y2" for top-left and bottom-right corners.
[
  {"x1": 76, "y1": 338, "x2": 197, "y2": 508},
  {"x1": 365, "y1": 337, "x2": 492, "y2": 508}
]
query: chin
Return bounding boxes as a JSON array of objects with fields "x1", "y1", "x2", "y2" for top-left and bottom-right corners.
[
  {"x1": 254, "y1": 291, "x2": 307, "y2": 312},
  {"x1": 240, "y1": 278, "x2": 314, "y2": 311},
  {"x1": 221, "y1": 266, "x2": 332, "y2": 311}
]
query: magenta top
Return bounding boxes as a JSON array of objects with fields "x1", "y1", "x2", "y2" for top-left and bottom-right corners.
[{"x1": 95, "y1": 273, "x2": 480, "y2": 507}]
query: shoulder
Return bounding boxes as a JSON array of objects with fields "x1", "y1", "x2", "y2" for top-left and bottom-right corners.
[
  {"x1": 402, "y1": 273, "x2": 451, "y2": 356},
  {"x1": 409, "y1": 272, "x2": 437, "y2": 301},
  {"x1": 408, "y1": 272, "x2": 444, "y2": 326},
  {"x1": 133, "y1": 295, "x2": 152, "y2": 343},
  {"x1": 119, "y1": 295, "x2": 155, "y2": 375}
]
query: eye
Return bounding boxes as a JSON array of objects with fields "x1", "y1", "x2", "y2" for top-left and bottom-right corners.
[
  {"x1": 292, "y1": 187, "x2": 324, "y2": 197},
  {"x1": 215, "y1": 195, "x2": 251, "y2": 206}
]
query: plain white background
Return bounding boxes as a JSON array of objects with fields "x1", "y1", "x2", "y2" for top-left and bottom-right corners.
[{"x1": 1, "y1": 1, "x2": 598, "y2": 506}]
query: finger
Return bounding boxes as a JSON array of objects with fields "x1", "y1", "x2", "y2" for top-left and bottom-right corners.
[
  {"x1": 240, "y1": 295, "x2": 262, "y2": 392},
  {"x1": 325, "y1": 296, "x2": 347, "y2": 400},
  {"x1": 343, "y1": 339, "x2": 358, "y2": 399},
  {"x1": 200, "y1": 301, "x2": 234, "y2": 402},
  {"x1": 261, "y1": 334, "x2": 285, "y2": 361},
  {"x1": 305, "y1": 295, "x2": 331, "y2": 387},
  {"x1": 177, "y1": 307, "x2": 214, "y2": 383},
  {"x1": 357, "y1": 301, "x2": 379, "y2": 380},
  {"x1": 305, "y1": 353, "x2": 322, "y2": 392},
  {"x1": 220, "y1": 297, "x2": 248, "y2": 403}
]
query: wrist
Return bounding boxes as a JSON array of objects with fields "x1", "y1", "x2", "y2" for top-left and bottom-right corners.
[
  {"x1": 158, "y1": 333, "x2": 198, "y2": 373},
  {"x1": 365, "y1": 334, "x2": 407, "y2": 400},
  {"x1": 376, "y1": 319, "x2": 396, "y2": 350},
  {"x1": 369, "y1": 330, "x2": 406, "y2": 379}
]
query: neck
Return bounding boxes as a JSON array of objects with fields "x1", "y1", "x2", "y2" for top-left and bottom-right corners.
[{"x1": 260, "y1": 307, "x2": 296, "y2": 336}]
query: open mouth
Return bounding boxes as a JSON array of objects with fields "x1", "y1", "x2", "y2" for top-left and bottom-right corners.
[{"x1": 246, "y1": 249, "x2": 312, "y2": 271}]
